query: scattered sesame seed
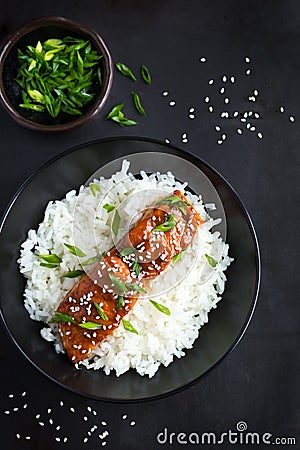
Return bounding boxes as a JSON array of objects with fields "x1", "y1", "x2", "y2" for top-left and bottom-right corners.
[
  {"x1": 280, "y1": 106, "x2": 284, "y2": 113},
  {"x1": 254, "y1": 113, "x2": 260, "y2": 118},
  {"x1": 22, "y1": 391, "x2": 27, "y2": 397},
  {"x1": 237, "y1": 128, "x2": 243, "y2": 134},
  {"x1": 39, "y1": 422, "x2": 45, "y2": 427},
  {"x1": 257, "y1": 132, "x2": 263, "y2": 139},
  {"x1": 164, "y1": 139, "x2": 170, "y2": 143},
  {"x1": 189, "y1": 107, "x2": 195, "y2": 113},
  {"x1": 233, "y1": 111, "x2": 239, "y2": 117},
  {"x1": 289, "y1": 116, "x2": 295, "y2": 122},
  {"x1": 84, "y1": 416, "x2": 88, "y2": 421},
  {"x1": 93, "y1": 410, "x2": 97, "y2": 416},
  {"x1": 130, "y1": 421, "x2": 136, "y2": 426},
  {"x1": 8, "y1": 394, "x2": 14, "y2": 398},
  {"x1": 208, "y1": 79, "x2": 214, "y2": 85},
  {"x1": 162, "y1": 91, "x2": 168, "y2": 96},
  {"x1": 122, "y1": 414, "x2": 128, "y2": 419},
  {"x1": 16, "y1": 434, "x2": 20, "y2": 439},
  {"x1": 60, "y1": 401, "x2": 64, "y2": 407},
  {"x1": 215, "y1": 125, "x2": 221, "y2": 131},
  {"x1": 222, "y1": 134, "x2": 226, "y2": 140},
  {"x1": 83, "y1": 437, "x2": 88, "y2": 443},
  {"x1": 246, "y1": 123, "x2": 251, "y2": 129},
  {"x1": 204, "y1": 96, "x2": 210, "y2": 103},
  {"x1": 47, "y1": 408, "x2": 52, "y2": 414},
  {"x1": 250, "y1": 126, "x2": 256, "y2": 131},
  {"x1": 70, "y1": 407, "x2": 75, "y2": 412},
  {"x1": 240, "y1": 118, "x2": 246, "y2": 122},
  {"x1": 25, "y1": 436, "x2": 31, "y2": 440},
  {"x1": 49, "y1": 418, "x2": 54, "y2": 425},
  {"x1": 169, "y1": 101, "x2": 176, "y2": 106},
  {"x1": 246, "y1": 69, "x2": 251, "y2": 75},
  {"x1": 220, "y1": 87, "x2": 225, "y2": 94},
  {"x1": 182, "y1": 138, "x2": 188, "y2": 143},
  {"x1": 254, "y1": 89, "x2": 259, "y2": 96},
  {"x1": 64, "y1": 437, "x2": 68, "y2": 442},
  {"x1": 245, "y1": 56, "x2": 251, "y2": 63},
  {"x1": 222, "y1": 75, "x2": 227, "y2": 82},
  {"x1": 13, "y1": 407, "x2": 18, "y2": 412},
  {"x1": 55, "y1": 437, "x2": 61, "y2": 442},
  {"x1": 56, "y1": 425, "x2": 61, "y2": 431},
  {"x1": 101, "y1": 421, "x2": 107, "y2": 426},
  {"x1": 36, "y1": 414, "x2": 41, "y2": 419},
  {"x1": 189, "y1": 114, "x2": 195, "y2": 119},
  {"x1": 23, "y1": 404, "x2": 28, "y2": 409},
  {"x1": 102, "y1": 442, "x2": 107, "y2": 447},
  {"x1": 4, "y1": 410, "x2": 10, "y2": 414},
  {"x1": 208, "y1": 106, "x2": 214, "y2": 112},
  {"x1": 217, "y1": 140, "x2": 223, "y2": 145},
  {"x1": 200, "y1": 57, "x2": 206, "y2": 62},
  {"x1": 224, "y1": 97, "x2": 229, "y2": 104},
  {"x1": 230, "y1": 76, "x2": 235, "y2": 83}
]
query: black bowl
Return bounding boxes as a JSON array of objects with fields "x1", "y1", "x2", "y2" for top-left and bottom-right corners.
[
  {"x1": 0, "y1": 138, "x2": 260, "y2": 402},
  {"x1": 0, "y1": 16, "x2": 113, "y2": 132}
]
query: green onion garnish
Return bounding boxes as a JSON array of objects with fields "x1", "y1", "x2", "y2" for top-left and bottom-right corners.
[
  {"x1": 149, "y1": 299, "x2": 171, "y2": 316},
  {"x1": 122, "y1": 319, "x2": 139, "y2": 334}
]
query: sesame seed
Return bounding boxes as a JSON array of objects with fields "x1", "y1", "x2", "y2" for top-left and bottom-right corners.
[
  {"x1": 84, "y1": 416, "x2": 88, "y2": 421},
  {"x1": 162, "y1": 91, "x2": 168, "y2": 96},
  {"x1": 245, "y1": 56, "x2": 250, "y2": 63},
  {"x1": 49, "y1": 419, "x2": 53, "y2": 425},
  {"x1": 200, "y1": 57, "x2": 206, "y2": 62},
  {"x1": 25, "y1": 436, "x2": 31, "y2": 440},
  {"x1": 22, "y1": 391, "x2": 27, "y2": 397},
  {"x1": 64, "y1": 437, "x2": 68, "y2": 442},
  {"x1": 208, "y1": 79, "x2": 214, "y2": 85},
  {"x1": 222, "y1": 134, "x2": 226, "y2": 140},
  {"x1": 257, "y1": 132, "x2": 263, "y2": 139},
  {"x1": 169, "y1": 101, "x2": 176, "y2": 106},
  {"x1": 16, "y1": 434, "x2": 20, "y2": 439},
  {"x1": 39, "y1": 422, "x2": 44, "y2": 427},
  {"x1": 36, "y1": 414, "x2": 41, "y2": 419},
  {"x1": 280, "y1": 106, "x2": 284, "y2": 113},
  {"x1": 289, "y1": 116, "x2": 295, "y2": 122},
  {"x1": 222, "y1": 75, "x2": 227, "y2": 82},
  {"x1": 8, "y1": 394, "x2": 14, "y2": 398},
  {"x1": 55, "y1": 437, "x2": 61, "y2": 442},
  {"x1": 23, "y1": 404, "x2": 28, "y2": 409},
  {"x1": 246, "y1": 69, "x2": 251, "y2": 75},
  {"x1": 215, "y1": 125, "x2": 221, "y2": 131},
  {"x1": 4, "y1": 410, "x2": 10, "y2": 414},
  {"x1": 130, "y1": 421, "x2": 136, "y2": 426},
  {"x1": 254, "y1": 89, "x2": 259, "y2": 96},
  {"x1": 237, "y1": 128, "x2": 242, "y2": 134},
  {"x1": 93, "y1": 410, "x2": 97, "y2": 416},
  {"x1": 83, "y1": 437, "x2": 88, "y2": 443},
  {"x1": 189, "y1": 107, "x2": 195, "y2": 113},
  {"x1": 208, "y1": 106, "x2": 214, "y2": 112},
  {"x1": 122, "y1": 414, "x2": 128, "y2": 419},
  {"x1": 56, "y1": 425, "x2": 61, "y2": 431},
  {"x1": 13, "y1": 407, "x2": 18, "y2": 412},
  {"x1": 246, "y1": 123, "x2": 251, "y2": 129},
  {"x1": 220, "y1": 87, "x2": 225, "y2": 94},
  {"x1": 254, "y1": 113, "x2": 260, "y2": 118},
  {"x1": 102, "y1": 443, "x2": 107, "y2": 447},
  {"x1": 240, "y1": 118, "x2": 246, "y2": 122},
  {"x1": 165, "y1": 139, "x2": 170, "y2": 143},
  {"x1": 250, "y1": 126, "x2": 256, "y2": 131},
  {"x1": 101, "y1": 421, "x2": 107, "y2": 426},
  {"x1": 224, "y1": 97, "x2": 229, "y2": 104},
  {"x1": 189, "y1": 114, "x2": 195, "y2": 119},
  {"x1": 70, "y1": 407, "x2": 75, "y2": 412},
  {"x1": 230, "y1": 76, "x2": 235, "y2": 83},
  {"x1": 217, "y1": 140, "x2": 223, "y2": 145},
  {"x1": 233, "y1": 111, "x2": 239, "y2": 117},
  {"x1": 204, "y1": 96, "x2": 210, "y2": 103}
]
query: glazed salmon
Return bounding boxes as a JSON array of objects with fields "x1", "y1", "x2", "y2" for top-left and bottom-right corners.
[{"x1": 54, "y1": 190, "x2": 203, "y2": 364}]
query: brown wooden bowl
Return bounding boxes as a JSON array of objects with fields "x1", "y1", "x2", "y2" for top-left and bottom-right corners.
[{"x1": 0, "y1": 16, "x2": 113, "y2": 132}]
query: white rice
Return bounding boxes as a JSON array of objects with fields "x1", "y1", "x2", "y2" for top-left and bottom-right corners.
[{"x1": 18, "y1": 161, "x2": 233, "y2": 378}]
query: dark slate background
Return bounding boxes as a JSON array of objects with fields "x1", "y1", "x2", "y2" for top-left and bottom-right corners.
[{"x1": 0, "y1": 1, "x2": 299, "y2": 449}]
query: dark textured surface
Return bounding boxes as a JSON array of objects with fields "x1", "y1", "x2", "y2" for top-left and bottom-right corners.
[{"x1": 0, "y1": 1, "x2": 299, "y2": 449}]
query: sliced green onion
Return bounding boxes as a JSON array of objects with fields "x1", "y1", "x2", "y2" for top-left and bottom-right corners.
[
  {"x1": 132, "y1": 259, "x2": 141, "y2": 276},
  {"x1": 39, "y1": 253, "x2": 62, "y2": 264},
  {"x1": 122, "y1": 319, "x2": 139, "y2": 334},
  {"x1": 116, "y1": 295, "x2": 124, "y2": 311},
  {"x1": 112, "y1": 210, "x2": 121, "y2": 236},
  {"x1": 119, "y1": 247, "x2": 135, "y2": 257},
  {"x1": 126, "y1": 282, "x2": 147, "y2": 294},
  {"x1": 131, "y1": 91, "x2": 145, "y2": 115},
  {"x1": 115, "y1": 62, "x2": 137, "y2": 81},
  {"x1": 90, "y1": 183, "x2": 100, "y2": 196},
  {"x1": 172, "y1": 248, "x2": 187, "y2": 264},
  {"x1": 64, "y1": 243, "x2": 86, "y2": 257},
  {"x1": 62, "y1": 269, "x2": 84, "y2": 278},
  {"x1": 50, "y1": 311, "x2": 76, "y2": 324},
  {"x1": 109, "y1": 273, "x2": 128, "y2": 292},
  {"x1": 205, "y1": 254, "x2": 217, "y2": 268},
  {"x1": 152, "y1": 214, "x2": 177, "y2": 232},
  {"x1": 149, "y1": 299, "x2": 170, "y2": 316},
  {"x1": 141, "y1": 64, "x2": 151, "y2": 84},
  {"x1": 78, "y1": 321, "x2": 102, "y2": 330},
  {"x1": 93, "y1": 301, "x2": 108, "y2": 321},
  {"x1": 103, "y1": 203, "x2": 115, "y2": 212}
]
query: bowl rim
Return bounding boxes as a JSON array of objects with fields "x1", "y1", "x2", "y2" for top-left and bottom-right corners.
[{"x1": 0, "y1": 16, "x2": 114, "y2": 132}]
